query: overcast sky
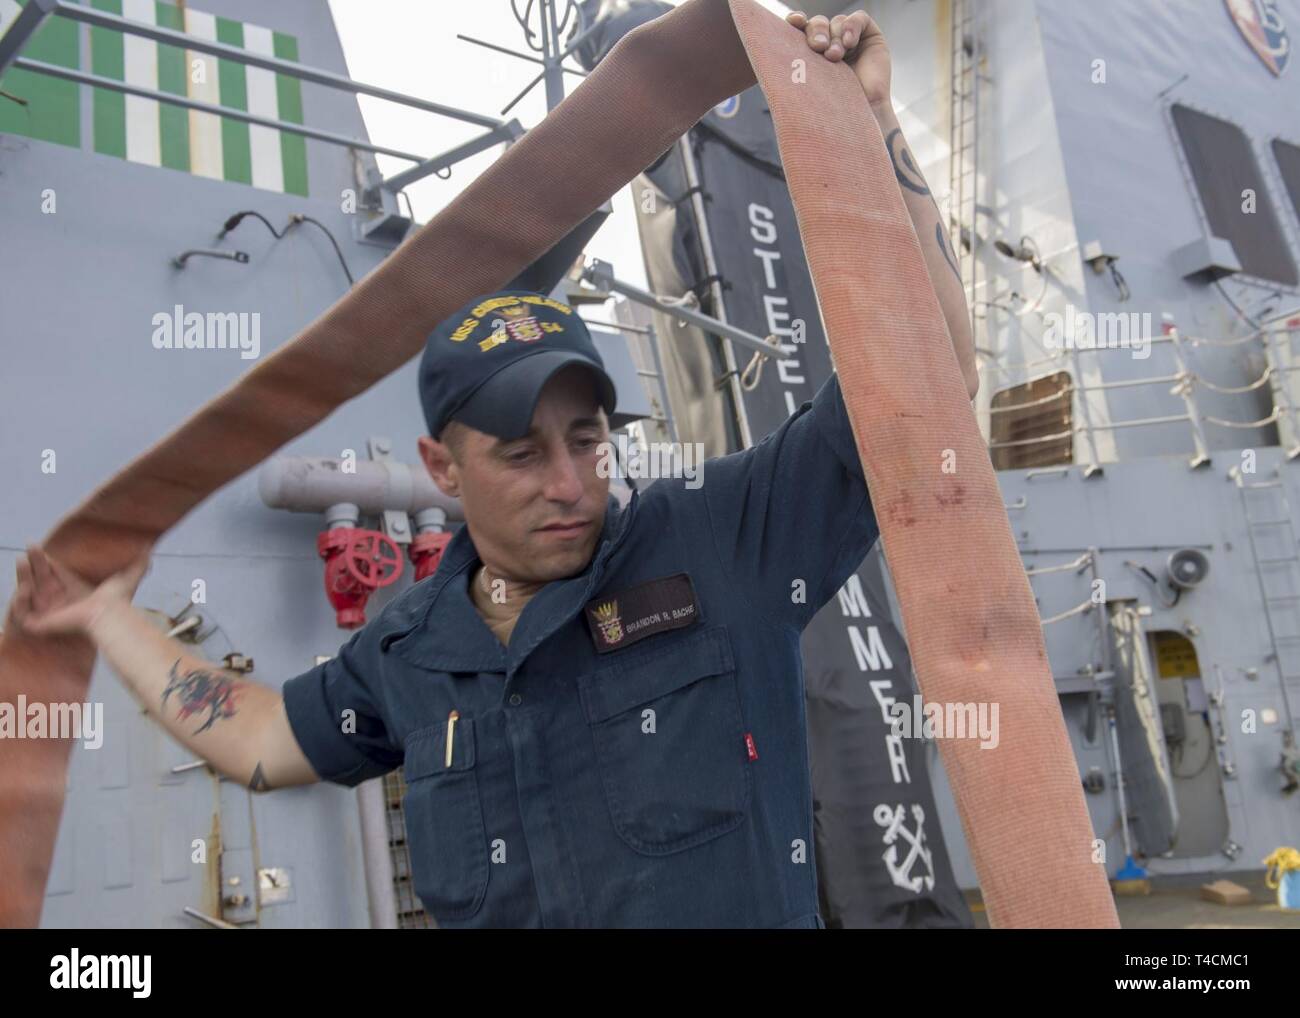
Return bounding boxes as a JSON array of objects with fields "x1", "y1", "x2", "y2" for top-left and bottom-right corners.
[{"x1": 327, "y1": 0, "x2": 792, "y2": 321}]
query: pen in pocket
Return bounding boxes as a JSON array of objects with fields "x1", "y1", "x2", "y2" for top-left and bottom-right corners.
[{"x1": 445, "y1": 709, "x2": 459, "y2": 768}]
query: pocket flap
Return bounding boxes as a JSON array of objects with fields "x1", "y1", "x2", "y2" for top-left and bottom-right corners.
[
  {"x1": 578, "y1": 625, "x2": 734, "y2": 724},
  {"x1": 404, "y1": 718, "x2": 476, "y2": 779}
]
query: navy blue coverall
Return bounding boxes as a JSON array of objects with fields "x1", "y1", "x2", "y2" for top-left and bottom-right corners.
[{"x1": 283, "y1": 373, "x2": 880, "y2": 927}]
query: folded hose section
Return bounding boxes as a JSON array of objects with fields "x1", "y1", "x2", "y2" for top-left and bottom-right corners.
[{"x1": 0, "y1": 0, "x2": 1118, "y2": 927}]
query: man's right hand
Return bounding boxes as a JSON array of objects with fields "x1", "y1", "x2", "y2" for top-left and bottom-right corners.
[
  {"x1": 785, "y1": 9, "x2": 893, "y2": 114},
  {"x1": 13, "y1": 545, "x2": 150, "y2": 639}
]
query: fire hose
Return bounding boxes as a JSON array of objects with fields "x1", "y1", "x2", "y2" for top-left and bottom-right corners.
[{"x1": 0, "y1": 0, "x2": 1118, "y2": 927}]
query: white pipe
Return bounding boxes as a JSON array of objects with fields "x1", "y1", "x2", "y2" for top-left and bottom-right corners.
[
  {"x1": 1108, "y1": 710, "x2": 1133, "y2": 863},
  {"x1": 259, "y1": 456, "x2": 462, "y2": 519},
  {"x1": 356, "y1": 777, "x2": 399, "y2": 930}
]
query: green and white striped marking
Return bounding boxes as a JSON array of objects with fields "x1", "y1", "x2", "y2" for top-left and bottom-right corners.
[{"x1": 0, "y1": 0, "x2": 308, "y2": 195}]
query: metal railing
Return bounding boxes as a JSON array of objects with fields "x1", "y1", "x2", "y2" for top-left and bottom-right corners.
[
  {"x1": 583, "y1": 317, "x2": 680, "y2": 445},
  {"x1": 0, "y1": 0, "x2": 524, "y2": 200},
  {"x1": 947, "y1": 0, "x2": 984, "y2": 340},
  {"x1": 983, "y1": 309, "x2": 1300, "y2": 473}
]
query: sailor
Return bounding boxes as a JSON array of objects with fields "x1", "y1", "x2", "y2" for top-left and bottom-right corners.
[
  {"x1": 13, "y1": 10, "x2": 977, "y2": 928},
  {"x1": 288, "y1": 279, "x2": 892, "y2": 928}
]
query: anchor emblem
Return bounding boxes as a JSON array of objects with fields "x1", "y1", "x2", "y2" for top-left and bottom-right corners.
[{"x1": 874, "y1": 802, "x2": 936, "y2": 893}]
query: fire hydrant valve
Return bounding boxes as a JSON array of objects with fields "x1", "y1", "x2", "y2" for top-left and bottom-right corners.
[
  {"x1": 409, "y1": 530, "x2": 453, "y2": 582},
  {"x1": 317, "y1": 527, "x2": 403, "y2": 628}
]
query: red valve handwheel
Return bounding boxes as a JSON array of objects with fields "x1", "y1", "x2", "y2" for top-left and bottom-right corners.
[{"x1": 343, "y1": 531, "x2": 402, "y2": 589}]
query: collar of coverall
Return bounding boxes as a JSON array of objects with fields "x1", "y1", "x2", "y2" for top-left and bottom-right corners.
[{"x1": 386, "y1": 490, "x2": 637, "y2": 673}]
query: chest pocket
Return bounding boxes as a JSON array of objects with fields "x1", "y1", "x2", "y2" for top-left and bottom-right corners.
[
  {"x1": 401, "y1": 720, "x2": 489, "y2": 920},
  {"x1": 578, "y1": 624, "x2": 750, "y2": 855}
]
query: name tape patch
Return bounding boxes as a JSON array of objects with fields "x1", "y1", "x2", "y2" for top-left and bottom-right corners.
[{"x1": 584, "y1": 573, "x2": 700, "y2": 653}]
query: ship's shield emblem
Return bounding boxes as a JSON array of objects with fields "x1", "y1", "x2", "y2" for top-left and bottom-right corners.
[
  {"x1": 501, "y1": 304, "x2": 544, "y2": 343},
  {"x1": 1225, "y1": 0, "x2": 1290, "y2": 76},
  {"x1": 592, "y1": 599, "x2": 623, "y2": 645}
]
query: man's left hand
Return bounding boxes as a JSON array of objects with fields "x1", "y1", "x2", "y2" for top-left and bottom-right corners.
[{"x1": 785, "y1": 9, "x2": 892, "y2": 114}]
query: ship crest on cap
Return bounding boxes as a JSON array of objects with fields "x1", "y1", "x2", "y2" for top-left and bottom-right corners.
[
  {"x1": 446, "y1": 293, "x2": 574, "y2": 351},
  {"x1": 499, "y1": 304, "x2": 543, "y2": 344}
]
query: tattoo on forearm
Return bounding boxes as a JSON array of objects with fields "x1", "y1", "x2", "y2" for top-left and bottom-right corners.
[
  {"x1": 887, "y1": 127, "x2": 962, "y2": 283},
  {"x1": 248, "y1": 762, "x2": 269, "y2": 792},
  {"x1": 163, "y1": 659, "x2": 239, "y2": 735},
  {"x1": 886, "y1": 127, "x2": 930, "y2": 195}
]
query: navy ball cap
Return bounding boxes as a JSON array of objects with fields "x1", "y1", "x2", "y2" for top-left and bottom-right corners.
[{"x1": 419, "y1": 289, "x2": 617, "y2": 442}]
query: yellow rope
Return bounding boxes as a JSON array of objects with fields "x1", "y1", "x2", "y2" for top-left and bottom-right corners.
[{"x1": 1263, "y1": 847, "x2": 1300, "y2": 889}]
